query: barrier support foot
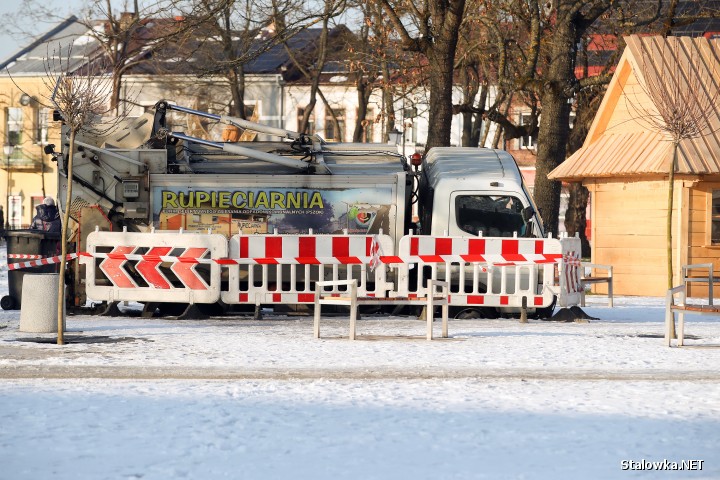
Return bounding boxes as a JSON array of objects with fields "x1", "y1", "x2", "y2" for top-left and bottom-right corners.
[
  {"x1": 254, "y1": 303, "x2": 263, "y2": 320},
  {"x1": 176, "y1": 304, "x2": 209, "y2": 320},
  {"x1": 549, "y1": 305, "x2": 598, "y2": 322},
  {"x1": 142, "y1": 302, "x2": 159, "y2": 318},
  {"x1": 100, "y1": 302, "x2": 124, "y2": 317}
]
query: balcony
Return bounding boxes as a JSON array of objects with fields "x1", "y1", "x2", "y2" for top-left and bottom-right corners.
[{"x1": 1, "y1": 150, "x2": 44, "y2": 172}]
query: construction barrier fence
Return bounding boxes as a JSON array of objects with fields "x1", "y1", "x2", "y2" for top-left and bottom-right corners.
[{"x1": 10, "y1": 229, "x2": 584, "y2": 310}]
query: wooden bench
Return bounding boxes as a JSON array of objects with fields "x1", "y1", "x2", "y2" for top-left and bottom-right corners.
[
  {"x1": 581, "y1": 263, "x2": 613, "y2": 307},
  {"x1": 313, "y1": 279, "x2": 449, "y2": 340},
  {"x1": 666, "y1": 264, "x2": 719, "y2": 347}
]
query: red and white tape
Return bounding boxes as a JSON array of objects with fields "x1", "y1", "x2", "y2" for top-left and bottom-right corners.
[
  {"x1": 8, "y1": 254, "x2": 45, "y2": 260},
  {"x1": 8, "y1": 253, "x2": 79, "y2": 271},
  {"x1": 8, "y1": 250, "x2": 568, "y2": 271}
]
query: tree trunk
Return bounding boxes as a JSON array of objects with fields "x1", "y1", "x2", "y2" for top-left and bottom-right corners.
[
  {"x1": 57, "y1": 129, "x2": 77, "y2": 345},
  {"x1": 534, "y1": 23, "x2": 575, "y2": 236},
  {"x1": 353, "y1": 74, "x2": 373, "y2": 142},
  {"x1": 470, "y1": 85, "x2": 488, "y2": 147},
  {"x1": 111, "y1": 70, "x2": 123, "y2": 115},
  {"x1": 425, "y1": 37, "x2": 458, "y2": 148},
  {"x1": 563, "y1": 90, "x2": 600, "y2": 257},
  {"x1": 229, "y1": 66, "x2": 247, "y2": 119},
  {"x1": 563, "y1": 183, "x2": 591, "y2": 257},
  {"x1": 460, "y1": 67, "x2": 479, "y2": 147},
  {"x1": 666, "y1": 141, "x2": 678, "y2": 339},
  {"x1": 381, "y1": 59, "x2": 395, "y2": 141},
  {"x1": 667, "y1": 142, "x2": 678, "y2": 289}
]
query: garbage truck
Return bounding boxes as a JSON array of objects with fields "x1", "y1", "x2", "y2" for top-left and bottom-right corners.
[{"x1": 46, "y1": 100, "x2": 573, "y2": 318}]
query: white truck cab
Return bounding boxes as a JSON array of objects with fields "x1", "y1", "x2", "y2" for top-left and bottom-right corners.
[{"x1": 418, "y1": 148, "x2": 544, "y2": 238}]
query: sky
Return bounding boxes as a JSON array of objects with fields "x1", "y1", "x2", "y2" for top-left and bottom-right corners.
[
  {"x1": 1, "y1": 239, "x2": 720, "y2": 479},
  {"x1": 0, "y1": 0, "x2": 88, "y2": 63}
]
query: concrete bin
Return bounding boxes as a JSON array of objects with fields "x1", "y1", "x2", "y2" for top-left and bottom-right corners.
[{"x1": 19, "y1": 273, "x2": 65, "y2": 333}]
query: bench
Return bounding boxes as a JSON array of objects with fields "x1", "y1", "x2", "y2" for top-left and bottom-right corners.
[
  {"x1": 313, "y1": 279, "x2": 449, "y2": 340},
  {"x1": 665, "y1": 263, "x2": 719, "y2": 347},
  {"x1": 581, "y1": 263, "x2": 613, "y2": 307}
]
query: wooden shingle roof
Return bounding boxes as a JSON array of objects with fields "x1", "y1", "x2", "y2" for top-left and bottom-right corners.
[{"x1": 550, "y1": 35, "x2": 720, "y2": 181}]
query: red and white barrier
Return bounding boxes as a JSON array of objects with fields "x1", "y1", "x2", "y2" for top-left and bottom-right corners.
[
  {"x1": 82, "y1": 230, "x2": 227, "y2": 304},
  {"x1": 72, "y1": 230, "x2": 583, "y2": 312},
  {"x1": 221, "y1": 234, "x2": 395, "y2": 306},
  {"x1": 557, "y1": 236, "x2": 583, "y2": 307},
  {"x1": 392, "y1": 235, "x2": 562, "y2": 309}
]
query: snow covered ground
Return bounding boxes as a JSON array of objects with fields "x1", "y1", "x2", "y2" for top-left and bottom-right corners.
[{"x1": 1, "y1": 245, "x2": 719, "y2": 479}]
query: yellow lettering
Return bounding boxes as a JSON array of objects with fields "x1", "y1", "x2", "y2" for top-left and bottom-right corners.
[
  {"x1": 232, "y1": 192, "x2": 246, "y2": 208},
  {"x1": 308, "y1": 192, "x2": 323, "y2": 209},
  {"x1": 196, "y1": 191, "x2": 210, "y2": 206},
  {"x1": 162, "y1": 191, "x2": 178, "y2": 208},
  {"x1": 287, "y1": 192, "x2": 300, "y2": 209},
  {"x1": 255, "y1": 191, "x2": 269, "y2": 209},
  {"x1": 178, "y1": 192, "x2": 194, "y2": 208},
  {"x1": 219, "y1": 192, "x2": 231, "y2": 208},
  {"x1": 270, "y1": 191, "x2": 284, "y2": 209}
]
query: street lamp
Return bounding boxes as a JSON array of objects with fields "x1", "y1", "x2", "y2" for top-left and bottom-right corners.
[
  {"x1": 388, "y1": 128, "x2": 402, "y2": 146},
  {"x1": 3, "y1": 144, "x2": 14, "y2": 230}
]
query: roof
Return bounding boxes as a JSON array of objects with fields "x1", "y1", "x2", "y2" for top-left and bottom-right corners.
[
  {"x1": 550, "y1": 35, "x2": 720, "y2": 181},
  {"x1": 0, "y1": 17, "x2": 99, "y2": 75},
  {"x1": 1, "y1": 17, "x2": 351, "y2": 79},
  {"x1": 423, "y1": 147, "x2": 525, "y2": 188}
]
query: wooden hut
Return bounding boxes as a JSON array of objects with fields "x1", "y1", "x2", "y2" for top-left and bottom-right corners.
[{"x1": 549, "y1": 35, "x2": 720, "y2": 296}]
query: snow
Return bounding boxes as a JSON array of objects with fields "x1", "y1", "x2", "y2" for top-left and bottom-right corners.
[{"x1": 1, "y1": 245, "x2": 719, "y2": 479}]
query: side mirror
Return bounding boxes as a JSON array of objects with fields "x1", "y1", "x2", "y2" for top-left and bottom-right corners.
[{"x1": 521, "y1": 206, "x2": 534, "y2": 222}]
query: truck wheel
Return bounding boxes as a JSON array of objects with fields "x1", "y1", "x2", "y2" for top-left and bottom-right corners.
[{"x1": 1, "y1": 295, "x2": 16, "y2": 310}]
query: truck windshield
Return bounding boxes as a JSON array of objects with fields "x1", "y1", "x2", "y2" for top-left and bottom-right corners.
[{"x1": 456, "y1": 195, "x2": 527, "y2": 237}]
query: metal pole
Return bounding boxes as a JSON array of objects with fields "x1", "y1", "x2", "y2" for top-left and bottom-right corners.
[{"x1": 4, "y1": 145, "x2": 13, "y2": 230}]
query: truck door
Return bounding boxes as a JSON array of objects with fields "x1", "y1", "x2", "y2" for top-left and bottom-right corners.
[{"x1": 448, "y1": 191, "x2": 537, "y2": 238}]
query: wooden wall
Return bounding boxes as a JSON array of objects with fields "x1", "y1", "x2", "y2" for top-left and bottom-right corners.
[
  {"x1": 687, "y1": 180, "x2": 720, "y2": 297},
  {"x1": 587, "y1": 177, "x2": 680, "y2": 296}
]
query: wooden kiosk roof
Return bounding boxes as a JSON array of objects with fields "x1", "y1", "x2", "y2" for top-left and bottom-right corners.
[{"x1": 550, "y1": 35, "x2": 720, "y2": 181}]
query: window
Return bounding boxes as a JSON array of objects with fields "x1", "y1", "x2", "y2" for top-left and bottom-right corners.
[
  {"x1": 35, "y1": 107, "x2": 50, "y2": 144},
  {"x1": 297, "y1": 107, "x2": 315, "y2": 135},
  {"x1": 518, "y1": 112, "x2": 537, "y2": 149},
  {"x1": 711, "y1": 190, "x2": 720, "y2": 244},
  {"x1": 325, "y1": 107, "x2": 345, "y2": 142},
  {"x1": 6, "y1": 107, "x2": 22, "y2": 145},
  {"x1": 359, "y1": 107, "x2": 375, "y2": 143},
  {"x1": 456, "y1": 195, "x2": 529, "y2": 237},
  {"x1": 229, "y1": 102, "x2": 257, "y2": 120}
]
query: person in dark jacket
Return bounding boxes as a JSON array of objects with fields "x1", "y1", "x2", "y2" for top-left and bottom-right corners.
[{"x1": 31, "y1": 197, "x2": 62, "y2": 232}]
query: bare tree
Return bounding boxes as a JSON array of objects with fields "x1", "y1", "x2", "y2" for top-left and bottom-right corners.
[
  {"x1": 275, "y1": 0, "x2": 347, "y2": 137},
  {"x1": 36, "y1": 45, "x2": 117, "y2": 344},
  {"x1": 375, "y1": 0, "x2": 468, "y2": 148},
  {"x1": 624, "y1": 36, "x2": 720, "y2": 300}
]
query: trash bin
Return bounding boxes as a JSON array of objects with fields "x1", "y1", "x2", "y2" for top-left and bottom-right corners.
[{"x1": 2, "y1": 230, "x2": 61, "y2": 310}]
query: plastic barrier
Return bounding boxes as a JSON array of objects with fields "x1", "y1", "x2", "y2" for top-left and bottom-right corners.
[
  {"x1": 392, "y1": 234, "x2": 561, "y2": 309},
  {"x1": 557, "y1": 235, "x2": 583, "y2": 307},
  {"x1": 221, "y1": 233, "x2": 395, "y2": 306},
  {"x1": 82, "y1": 229, "x2": 227, "y2": 304},
  {"x1": 76, "y1": 230, "x2": 583, "y2": 312}
]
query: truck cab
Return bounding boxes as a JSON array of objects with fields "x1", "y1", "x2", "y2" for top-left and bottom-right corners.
[{"x1": 418, "y1": 148, "x2": 544, "y2": 238}]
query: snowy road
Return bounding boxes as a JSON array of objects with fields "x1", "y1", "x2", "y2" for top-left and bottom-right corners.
[{"x1": 1, "y1": 275, "x2": 719, "y2": 479}]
